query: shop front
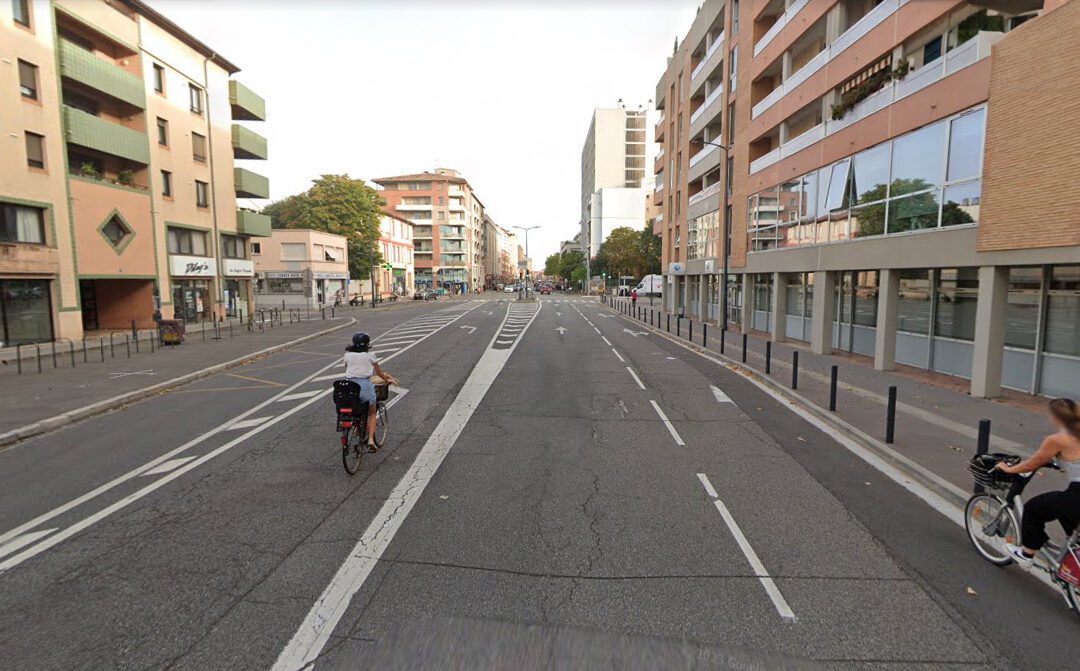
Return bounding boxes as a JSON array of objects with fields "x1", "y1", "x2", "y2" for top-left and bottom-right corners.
[
  {"x1": 0, "y1": 278, "x2": 54, "y2": 347},
  {"x1": 169, "y1": 255, "x2": 215, "y2": 323},
  {"x1": 221, "y1": 258, "x2": 254, "y2": 318},
  {"x1": 314, "y1": 271, "x2": 348, "y2": 306}
]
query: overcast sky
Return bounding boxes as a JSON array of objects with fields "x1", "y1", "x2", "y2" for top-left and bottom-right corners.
[{"x1": 146, "y1": 0, "x2": 699, "y2": 261}]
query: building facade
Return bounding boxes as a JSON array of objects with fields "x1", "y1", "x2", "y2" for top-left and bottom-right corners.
[
  {"x1": 482, "y1": 214, "x2": 516, "y2": 288},
  {"x1": 252, "y1": 229, "x2": 347, "y2": 309},
  {"x1": 373, "y1": 212, "x2": 414, "y2": 298},
  {"x1": 654, "y1": 0, "x2": 1079, "y2": 399},
  {"x1": 0, "y1": 0, "x2": 270, "y2": 344},
  {"x1": 374, "y1": 169, "x2": 485, "y2": 294}
]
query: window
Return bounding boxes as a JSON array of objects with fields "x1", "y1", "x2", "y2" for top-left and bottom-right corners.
[
  {"x1": 251, "y1": 242, "x2": 261, "y2": 255},
  {"x1": 18, "y1": 60, "x2": 38, "y2": 99},
  {"x1": 850, "y1": 143, "x2": 890, "y2": 205},
  {"x1": 1, "y1": 202, "x2": 45, "y2": 244},
  {"x1": 195, "y1": 180, "x2": 209, "y2": 208},
  {"x1": 890, "y1": 122, "x2": 945, "y2": 196},
  {"x1": 934, "y1": 268, "x2": 979, "y2": 341},
  {"x1": 25, "y1": 132, "x2": 44, "y2": 169},
  {"x1": 100, "y1": 215, "x2": 131, "y2": 249},
  {"x1": 436, "y1": 211, "x2": 446, "y2": 220},
  {"x1": 946, "y1": 108, "x2": 985, "y2": 182},
  {"x1": 156, "y1": 117, "x2": 169, "y2": 146},
  {"x1": 221, "y1": 234, "x2": 245, "y2": 259},
  {"x1": 825, "y1": 159, "x2": 850, "y2": 212},
  {"x1": 727, "y1": 102, "x2": 735, "y2": 144},
  {"x1": 728, "y1": 47, "x2": 737, "y2": 92},
  {"x1": 13, "y1": 0, "x2": 30, "y2": 27},
  {"x1": 153, "y1": 63, "x2": 165, "y2": 94},
  {"x1": 280, "y1": 242, "x2": 306, "y2": 260},
  {"x1": 731, "y1": 0, "x2": 739, "y2": 36},
  {"x1": 192, "y1": 132, "x2": 206, "y2": 162},
  {"x1": 1005, "y1": 267, "x2": 1041, "y2": 350},
  {"x1": 1045, "y1": 265, "x2": 1080, "y2": 357},
  {"x1": 437, "y1": 196, "x2": 444, "y2": 205},
  {"x1": 268, "y1": 279, "x2": 304, "y2": 293},
  {"x1": 897, "y1": 270, "x2": 931, "y2": 334},
  {"x1": 167, "y1": 227, "x2": 207, "y2": 255},
  {"x1": 161, "y1": 170, "x2": 172, "y2": 197},
  {"x1": 189, "y1": 84, "x2": 203, "y2": 114}
]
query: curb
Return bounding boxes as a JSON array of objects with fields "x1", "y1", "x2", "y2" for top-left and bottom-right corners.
[
  {"x1": 0, "y1": 317, "x2": 356, "y2": 450},
  {"x1": 601, "y1": 299, "x2": 970, "y2": 511}
]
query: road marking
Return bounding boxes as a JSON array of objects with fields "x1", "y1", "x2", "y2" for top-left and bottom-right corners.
[
  {"x1": 273, "y1": 302, "x2": 542, "y2": 671},
  {"x1": 697, "y1": 474, "x2": 794, "y2": 620},
  {"x1": 460, "y1": 326, "x2": 477, "y2": 334},
  {"x1": 711, "y1": 385, "x2": 734, "y2": 404},
  {"x1": 612, "y1": 349, "x2": 625, "y2": 362},
  {"x1": 649, "y1": 400, "x2": 685, "y2": 446},
  {"x1": 0, "y1": 528, "x2": 57, "y2": 561},
  {"x1": 623, "y1": 328, "x2": 646, "y2": 337},
  {"x1": 277, "y1": 390, "x2": 322, "y2": 403},
  {"x1": 141, "y1": 456, "x2": 199, "y2": 476},
  {"x1": 496, "y1": 339, "x2": 515, "y2": 345},
  {"x1": 555, "y1": 327, "x2": 567, "y2": 335},
  {"x1": 593, "y1": 327, "x2": 601, "y2": 334},
  {"x1": 626, "y1": 367, "x2": 646, "y2": 390},
  {"x1": 108, "y1": 369, "x2": 157, "y2": 379},
  {"x1": 601, "y1": 336, "x2": 611, "y2": 346},
  {"x1": 226, "y1": 416, "x2": 275, "y2": 431},
  {"x1": 225, "y1": 372, "x2": 287, "y2": 387}
]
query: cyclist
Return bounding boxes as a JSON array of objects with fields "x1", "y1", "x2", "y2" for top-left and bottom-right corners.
[
  {"x1": 343, "y1": 332, "x2": 397, "y2": 451},
  {"x1": 996, "y1": 397, "x2": 1080, "y2": 563}
]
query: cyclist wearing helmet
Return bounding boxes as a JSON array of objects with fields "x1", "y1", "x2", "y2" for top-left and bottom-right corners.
[{"x1": 344, "y1": 332, "x2": 397, "y2": 451}]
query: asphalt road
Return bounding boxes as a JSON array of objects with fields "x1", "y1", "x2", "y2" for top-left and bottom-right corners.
[{"x1": 0, "y1": 294, "x2": 1077, "y2": 670}]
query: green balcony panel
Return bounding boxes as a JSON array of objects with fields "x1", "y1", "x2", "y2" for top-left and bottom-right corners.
[
  {"x1": 236, "y1": 209, "x2": 271, "y2": 237},
  {"x1": 229, "y1": 80, "x2": 266, "y2": 121},
  {"x1": 231, "y1": 124, "x2": 268, "y2": 160},
  {"x1": 63, "y1": 106, "x2": 149, "y2": 164},
  {"x1": 234, "y1": 167, "x2": 270, "y2": 199},
  {"x1": 58, "y1": 40, "x2": 145, "y2": 110}
]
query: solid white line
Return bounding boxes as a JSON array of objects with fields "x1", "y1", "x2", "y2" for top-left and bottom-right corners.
[
  {"x1": 312, "y1": 373, "x2": 343, "y2": 383},
  {"x1": 712, "y1": 498, "x2": 796, "y2": 620},
  {"x1": 227, "y1": 417, "x2": 275, "y2": 431},
  {"x1": 626, "y1": 367, "x2": 646, "y2": 390},
  {"x1": 710, "y1": 385, "x2": 734, "y2": 404},
  {"x1": 649, "y1": 400, "x2": 685, "y2": 446},
  {"x1": 141, "y1": 456, "x2": 198, "y2": 476},
  {"x1": 0, "y1": 528, "x2": 57, "y2": 561},
  {"x1": 601, "y1": 336, "x2": 612, "y2": 346},
  {"x1": 273, "y1": 302, "x2": 542, "y2": 671},
  {"x1": 277, "y1": 390, "x2": 322, "y2": 403},
  {"x1": 612, "y1": 349, "x2": 625, "y2": 362},
  {"x1": 697, "y1": 472, "x2": 719, "y2": 499},
  {"x1": 496, "y1": 339, "x2": 515, "y2": 345}
]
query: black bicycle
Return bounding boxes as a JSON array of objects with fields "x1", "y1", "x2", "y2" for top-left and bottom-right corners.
[{"x1": 333, "y1": 380, "x2": 388, "y2": 475}]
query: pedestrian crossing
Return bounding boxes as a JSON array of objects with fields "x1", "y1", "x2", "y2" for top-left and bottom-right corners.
[{"x1": 493, "y1": 303, "x2": 541, "y2": 350}]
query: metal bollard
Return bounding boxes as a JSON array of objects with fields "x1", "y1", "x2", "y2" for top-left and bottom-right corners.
[
  {"x1": 69, "y1": 341, "x2": 76, "y2": 368},
  {"x1": 975, "y1": 419, "x2": 991, "y2": 494},
  {"x1": 667, "y1": 314, "x2": 670, "y2": 332},
  {"x1": 229, "y1": 320, "x2": 234, "y2": 338},
  {"x1": 202, "y1": 324, "x2": 206, "y2": 341},
  {"x1": 135, "y1": 331, "x2": 140, "y2": 353},
  {"x1": 149, "y1": 331, "x2": 155, "y2": 353},
  {"x1": 16, "y1": 346, "x2": 22, "y2": 375},
  {"x1": 125, "y1": 335, "x2": 131, "y2": 358},
  {"x1": 51, "y1": 341, "x2": 58, "y2": 368},
  {"x1": 689, "y1": 320, "x2": 693, "y2": 342},
  {"x1": 829, "y1": 365, "x2": 838, "y2": 411},
  {"x1": 792, "y1": 350, "x2": 799, "y2": 389},
  {"x1": 702, "y1": 322, "x2": 707, "y2": 347},
  {"x1": 741, "y1": 334, "x2": 748, "y2": 363},
  {"x1": 83, "y1": 339, "x2": 88, "y2": 363},
  {"x1": 321, "y1": 307, "x2": 326, "y2": 320},
  {"x1": 885, "y1": 386, "x2": 897, "y2": 444},
  {"x1": 100, "y1": 337, "x2": 106, "y2": 362},
  {"x1": 131, "y1": 319, "x2": 137, "y2": 339},
  {"x1": 765, "y1": 341, "x2": 772, "y2": 374},
  {"x1": 332, "y1": 306, "x2": 336, "y2": 319},
  {"x1": 677, "y1": 317, "x2": 681, "y2": 338},
  {"x1": 720, "y1": 328, "x2": 726, "y2": 354},
  {"x1": 109, "y1": 334, "x2": 116, "y2": 358},
  {"x1": 36, "y1": 344, "x2": 42, "y2": 373}
]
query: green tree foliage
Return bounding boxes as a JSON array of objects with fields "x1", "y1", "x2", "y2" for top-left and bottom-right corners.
[
  {"x1": 638, "y1": 221, "x2": 662, "y2": 274},
  {"x1": 262, "y1": 175, "x2": 383, "y2": 280},
  {"x1": 558, "y1": 250, "x2": 585, "y2": 281},
  {"x1": 848, "y1": 178, "x2": 973, "y2": 237},
  {"x1": 597, "y1": 226, "x2": 647, "y2": 279},
  {"x1": 543, "y1": 253, "x2": 562, "y2": 277}
]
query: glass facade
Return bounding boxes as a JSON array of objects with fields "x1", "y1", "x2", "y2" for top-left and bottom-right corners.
[
  {"x1": 172, "y1": 280, "x2": 210, "y2": 322},
  {"x1": 0, "y1": 280, "x2": 53, "y2": 347}
]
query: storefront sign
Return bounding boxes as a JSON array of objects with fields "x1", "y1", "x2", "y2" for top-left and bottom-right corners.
[
  {"x1": 668, "y1": 262, "x2": 685, "y2": 276},
  {"x1": 222, "y1": 259, "x2": 254, "y2": 277},
  {"x1": 170, "y1": 255, "x2": 214, "y2": 277},
  {"x1": 703, "y1": 260, "x2": 716, "y2": 273},
  {"x1": 262, "y1": 271, "x2": 304, "y2": 279},
  {"x1": 313, "y1": 272, "x2": 348, "y2": 280}
]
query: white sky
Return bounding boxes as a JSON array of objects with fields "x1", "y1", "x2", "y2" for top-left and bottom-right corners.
[{"x1": 146, "y1": 0, "x2": 699, "y2": 261}]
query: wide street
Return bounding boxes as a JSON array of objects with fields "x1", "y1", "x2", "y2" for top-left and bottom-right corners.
[{"x1": 1, "y1": 295, "x2": 1078, "y2": 670}]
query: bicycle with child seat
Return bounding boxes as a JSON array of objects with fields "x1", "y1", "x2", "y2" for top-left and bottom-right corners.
[
  {"x1": 333, "y1": 380, "x2": 388, "y2": 475},
  {"x1": 965, "y1": 452, "x2": 1080, "y2": 616}
]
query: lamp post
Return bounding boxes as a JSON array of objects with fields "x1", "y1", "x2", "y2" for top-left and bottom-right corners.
[
  {"x1": 700, "y1": 138, "x2": 731, "y2": 330},
  {"x1": 513, "y1": 225, "x2": 539, "y2": 299}
]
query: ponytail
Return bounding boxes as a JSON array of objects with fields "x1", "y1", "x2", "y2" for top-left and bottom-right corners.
[{"x1": 1050, "y1": 398, "x2": 1080, "y2": 440}]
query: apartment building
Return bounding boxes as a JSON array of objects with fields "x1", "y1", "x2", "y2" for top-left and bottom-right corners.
[
  {"x1": 374, "y1": 169, "x2": 484, "y2": 294},
  {"x1": 482, "y1": 214, "x2": 517, "y2": 288},
  {"x1": 0, "y1": 0, "x2": 270, "y2": 344},
  {"x1": 252, "y1": 229, "x2": 347, "y2": 309},
  {"x1": 655, "y1": 0, "x2": 1079, "y2": 399},
  {"x1": 374, "y1": 212, "x2": 414, "y2": 297},
  {"x1": 579, "y1": 105, "x2": 659, "y2": 257}
]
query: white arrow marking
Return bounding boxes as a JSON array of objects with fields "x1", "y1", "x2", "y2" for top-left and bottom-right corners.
[
  {"x1": 460, "y1": 326, "x2": 477, "y2": 334},
  {"x1": 556, "y1": 312, "x2": 563, "y2": 317},
  {"x1": 711, "y1": 385, "x2": 735, "y2": 404},
  {"x1": 555, "y1": 326, "x2": 567, "y2": 335},
  {"x1": 623, "y1": 328, "x2": 647, "y2": 337}
]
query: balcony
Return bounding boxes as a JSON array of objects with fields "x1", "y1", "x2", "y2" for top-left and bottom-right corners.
[
  {"x1": 753, "y1": 0, "x2": 809, "y2": 57},
  {"x1": 691, "y1": 30, "x2": 726, "y2": 92},
  {"x1": 688, "y1": 143, "x2": 719, "y2": 168},
  {"x1": 231, "y1": 124, "x2": 268, "y2": 160},
  {"x1": 396, "y1": 203, "x2": 432, "y2": 212},
  {"x1": 655, "y1": 117, "x2": 665, "y2": 142},
  {"x1": 63, "y1": 106, "x2": 149, "y2": 164},
  {"x1": 234, "y1": 167, "x2": 270, "y2": 199},
  {"x1": 236, "y1": 209, "x2": 271, "y2": 237},
  {"x1": 688, "y1": 181, "x2": 721, "y2": 206},
  {"x1": 691, "y1": 85, "x2": 725, "y2": 125},
  {"x1": 229, "y1": 80, "x2": 266, "y2": 121},
  {"x1": 58, "y1": 40, "x2": 145, "y2": 110}
]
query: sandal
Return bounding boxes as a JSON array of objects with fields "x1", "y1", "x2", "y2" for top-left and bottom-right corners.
[{"x1": 367, "y1": 440, "x2": 378, "y2": 453}]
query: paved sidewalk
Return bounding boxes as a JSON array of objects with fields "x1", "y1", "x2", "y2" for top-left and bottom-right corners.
[{"x1": 605, "y1": 296, "x2": 1058, "y2": 501}]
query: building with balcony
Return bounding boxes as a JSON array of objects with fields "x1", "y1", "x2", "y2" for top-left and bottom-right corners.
[
  {"x1": 654, "y1": 0, "x2": 1080, "y2": 399},
  {"x1": 252, "y1": 230, "x2": 348, "y2": 309},
  {"x1": 373, "y1": 213, "x2": 414, "y2": 298},
  {"x1": 374, "y1": 169, "x2": 487, "y2": 294},
  {"x1": 482, "y1": 215, "x2": 517, "y2": 289},
  {"x1": 0, "y1": 0, "x2": 269, "y2": 345}
]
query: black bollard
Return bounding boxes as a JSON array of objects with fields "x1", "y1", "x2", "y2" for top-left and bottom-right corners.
[
  {"x1": 702, "y1": 322, "x2": 707, "y2": 347},
  {"x1": 69, "y1": 341, "x2": 76, "y2": 368},
  {"x1": 720, "y1": 328, "x2": 726, "y2": 354},
  {"x1": 676, "y1": 317, "x2": 681, "y2": 338},
  {"x1": 765, "y1": 341, "x2": 772, "y2": 374},
  {"x1": 667, "y1": 314, "x2": 670, "y2": 332},
  {"x1": 829, "y1": 365, "x2": 838, "y2": 411},
  {"x1": 885, "y1": 386, "x2": 897, "y2": 444},
  {"x1": 741, "y1": 333, "x2": 747, "y2": 363},
  {"x1": 792, "y1": 350, "x2": 799, "y2": 389}
]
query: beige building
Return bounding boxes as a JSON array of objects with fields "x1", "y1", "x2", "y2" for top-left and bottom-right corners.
[
  {"x1": 0, "y1": 0, "x2": 269, "y2": 345},
  {"x1": 252, "y1": 229, "x2": 348, "y2": 309}
]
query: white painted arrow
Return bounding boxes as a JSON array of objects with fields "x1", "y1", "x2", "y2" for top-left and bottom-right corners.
[
  {"x1": 460, "y1": 326, "x2": 477, "y2": 334},
  {"x1": 555, "y1": 327, "x2": 567, "y2": 335},
  {"x1": 711, "y1": 385, "x2": 734, "y2": 404},
  {"x1": 556, "y1": 312, "x2": 563, "y2": 317},
  {"x1": 623, "y1": 328, "x2": 647, "y2": 337}
]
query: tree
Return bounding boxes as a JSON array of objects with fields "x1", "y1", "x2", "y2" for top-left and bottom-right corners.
[
  {"x1": 597, "y1": 226, "x2": 647, "y2": 280},
  {"x1": 558, "y1": 250, "x2": 585, "y2": 281},
  {"x1": 638, "y1": 221, "x2": 662, "y2": 275},
  {"x1": 544, "y1": 253, "x2": 562, "y2": 277},
  {"x1": 262, "y1": 175, "x2": 383, "y2": 280}
]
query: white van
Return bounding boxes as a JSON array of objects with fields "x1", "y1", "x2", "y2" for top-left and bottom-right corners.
[{"x1": 634, "y1": 274, "x2": 663, "y2": 297}]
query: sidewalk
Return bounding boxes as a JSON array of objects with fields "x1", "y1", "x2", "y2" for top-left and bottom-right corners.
[{"x1": 605, "y1": 296, "x2": 1057, "y2": 503}]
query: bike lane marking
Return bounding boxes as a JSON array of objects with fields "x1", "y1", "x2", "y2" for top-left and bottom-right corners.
[
  {"x1": 650, "y1": 400, "x2": 685, "y2": 446},
  {"x1": 697, "y1": 473, "x2": 796, "y2": 621},
  {"x1": 272, "y1": 301, "x2": 543, "y2": 671},
  {"x1": 0, "y1": 303, "x2": 487, "y2": 565}
]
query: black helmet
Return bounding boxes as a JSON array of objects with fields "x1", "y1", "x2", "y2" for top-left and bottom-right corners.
[{"x1": 351, "y1": 332, "x2": 370, "y2": 350}]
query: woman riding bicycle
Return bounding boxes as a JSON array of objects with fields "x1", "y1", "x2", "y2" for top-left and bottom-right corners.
[
  {"x1": 996, "y1": 397, "x2": 1080, "y2": 563},
  {"x1": 343, "y1": 332, "x2": 397, "y2": 451}
]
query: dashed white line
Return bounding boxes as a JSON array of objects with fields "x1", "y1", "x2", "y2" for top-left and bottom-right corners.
[
  {"x1": 649, "y1": 400, "x2": 685, "y2": 446},
  {"x1": 626, "y1": 367, "x2": 646, "y2": 390},
  {"x1": 612, "y1": 349, "x2": 625, "y2": 362},
  {"x1": 601, "y1": 336, "x2": 612, "y2": 346},
  {"x1": 696, "y1": 472, "x2": 718, "y2": 499}
]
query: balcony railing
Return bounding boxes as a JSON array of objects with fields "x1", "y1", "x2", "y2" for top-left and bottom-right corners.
[
  {"x1": 234, "y1": 167, "x2": 270, "y2": 199},
  {"x1": 236, "y1": 209, "x2": 271, "y2": 237},
  {"x1": 63, "y1": 106, "x2": 149, "y2": 164},
  {"x1": 690, "y1": 85, "x2": 725, "y2": 125},
  {"x1": 58, "y1": 40, "x2": 145, "y2": 109},
  {"x1": 688, "y1": 181, "x2": 721, "y2": 206},
  {"x1": 231, "y1": 124, "x2": 268, "y2": 160},
  {"x1": 229, "y1": 81, "x2": 266, "y2": 121},
  {"x1": 753, "y1": 0, "x2": 809, "y2": 57},
  {"x1": 688, "y1": 142, "x2": 719, "y2": 168}
]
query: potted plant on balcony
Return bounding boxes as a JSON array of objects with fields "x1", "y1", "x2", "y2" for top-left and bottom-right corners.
[
  {"x1": 117, "y1": 169, "x2": 135, "y2": 187},
  {"x1": 79, "y1": 162, "x2": 100, "y2": 179}
]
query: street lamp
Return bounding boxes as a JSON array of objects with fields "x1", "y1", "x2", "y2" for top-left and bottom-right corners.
[
  {"x1": 700, "y1": 138, "x2": 731, "y2": 331},
  {"x1": 512, "y1": 225, "x2": 540, "y2": 299}
]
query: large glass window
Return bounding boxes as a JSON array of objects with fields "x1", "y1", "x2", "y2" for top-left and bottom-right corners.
[
  {"x1": 890, "y1": 122, "x2": 945, "y2": 196},
  {"x1": 1005, "y1": 267, "x2": 1041, "y2": 350},
  {"x1": 935, "y1": 268, "x2": 979, "y2": 341},
  {"x1": 897, "y1": 270, "x2": 931, "y2": 334},
  {"x1": 888, "y1": 190, "x2": 941, "y2": 234},
  {"x1": 947, "y1": 108, "x2": 985, "y2": 182},
  {"x1": 167, "y1": 227, "x2": 207, "y2": 256},
  {"x1": 1, "y1": 203, "x2": 45, "y2": 244},
  {"x1": 851, "y1": 143, "x2": 890, "y2": 205},
  {"x1": 942, "y1": 181, "x2": 979, "y2": 227},
  {"x1": 1044, "y1": 265, "x2": 1079, "y2": 357},
  {"x1": 853, "y1": 271, "x2": 879, "y2": 327},
  {"x1": 825, "y1": 160, "x2": 850, "y2": 212},
  {"x1": 221, "y1": 234, "x2": 245, "y2": 259},
  {"x1": 0, "y1": 279, "x2": 53, "y2": 347}
]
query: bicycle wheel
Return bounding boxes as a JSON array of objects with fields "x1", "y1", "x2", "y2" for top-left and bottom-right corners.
[
  {"x1": 342, "y1": 425, "x2": 363, "y2": 475},
  {"x1": 965, "y1": 494, "x2": 1019, "y2": 566},
  {"x1": 373, "y1": 402, "x2": 388, "y2": 448}
]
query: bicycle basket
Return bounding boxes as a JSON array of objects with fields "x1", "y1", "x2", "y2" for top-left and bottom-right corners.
[
  {"x1": 967, "y1": 453, "x2": 1018, "y2": 489},
  {"x1": 375, "y1": 383, "x2": 390, "y2": 402}
]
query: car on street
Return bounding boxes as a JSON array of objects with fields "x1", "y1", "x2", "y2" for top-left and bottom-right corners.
[
  {"x1": 413, "y1": 289, "x2": 437, "y2": 300},
  {"x1": 504, "y1": 285, "x2": 516, "y2": 293},
  {"x1": 539, "y1": 286, "x2": 551, "y2": 295}
]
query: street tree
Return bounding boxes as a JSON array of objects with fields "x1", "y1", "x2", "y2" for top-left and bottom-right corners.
[{"x1": 543, "y1": 253, "x2": 561, "y2": 278}]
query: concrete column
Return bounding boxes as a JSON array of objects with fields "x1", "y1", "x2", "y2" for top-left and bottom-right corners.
[
  {"x1": 681, "y1": 276, "x2": 689, "y2": 315},
  {"x1": 874, "y1": 268, "x2": 900, "y2": 371},
  {"x1": 970, "y1": 265, "x2": 1008, "y2": 399},
  {"x1": 770, "y1": 272, "x2": 787, "y2": 342},
  {"x1": 740, "y1": 273, "x2": 754, "y2": 332},
  {"x1": 810, "y1": 270, "x2": 836, "y2": 355}
]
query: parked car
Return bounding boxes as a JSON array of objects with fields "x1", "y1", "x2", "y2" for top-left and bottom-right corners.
[
  {"x1": 539, "y1": 286, "x2": 552, "y2": 295},
  {"x1": 413, "y1": 289, "x2": 438, "y2": 300},
  {"x1": 504, "y1": 285, "x2": 517, "y2": 293}
]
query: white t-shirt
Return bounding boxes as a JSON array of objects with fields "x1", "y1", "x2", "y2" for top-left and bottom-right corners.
[{"x1": 344, "y1": 351, "x2": 378, "y2": 379}]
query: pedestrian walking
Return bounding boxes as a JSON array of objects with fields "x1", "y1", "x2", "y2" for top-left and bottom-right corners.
[{"x1": 631, "y1": 289, "x2": 638, "y2": 307}]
